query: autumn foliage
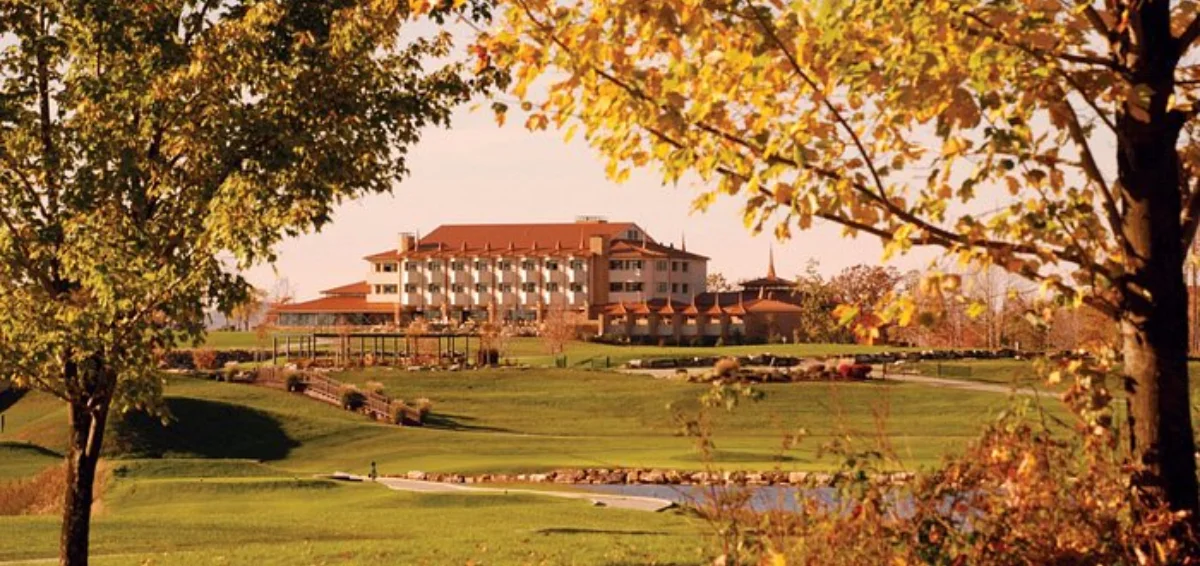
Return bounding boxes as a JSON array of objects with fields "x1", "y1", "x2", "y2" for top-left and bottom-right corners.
[{"x1": 481, "y1": 0, "x2": 1200, "y2": 514}]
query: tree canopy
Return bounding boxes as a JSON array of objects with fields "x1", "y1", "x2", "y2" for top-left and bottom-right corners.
[
  {"x1": 0, "y1": 1, "x2": 500, "y2": 562},
  {"x1": 484, "y1": 0, "x2": 1200, "y2": 513},
  {"x1": 484, "y1": 0, "x2": 1198, "y2": 317}
]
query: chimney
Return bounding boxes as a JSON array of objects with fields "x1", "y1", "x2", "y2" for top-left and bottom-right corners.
[
  {"x1": 588, "y1": 235, "x2": 609, "y2": 256},
  {"x1": 398, "y1": 232, "x2": 416, "y2": 253}
]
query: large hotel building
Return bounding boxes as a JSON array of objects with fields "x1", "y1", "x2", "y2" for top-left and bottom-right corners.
[
  {"x1": 277, "y1": 219, "x2": 706, "y2": 325},
  {"x1": 274, "y1": 218, "x2": 810, "y2": 341}
]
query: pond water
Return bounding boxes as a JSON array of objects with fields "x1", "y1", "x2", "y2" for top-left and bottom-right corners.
[
  {"x1": 576, "y1": 484, "x2": 840, "y2": 513},
  {"x1": 573, "y1": 484, "x2": 956, "y2": 519}
]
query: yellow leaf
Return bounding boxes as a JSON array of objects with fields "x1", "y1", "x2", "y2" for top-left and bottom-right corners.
[{"x1": 966, "y1": 301, "x2": 986, "y2": 319}]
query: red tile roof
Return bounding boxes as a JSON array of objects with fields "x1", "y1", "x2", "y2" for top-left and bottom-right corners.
[
  {"x1": 320, "y1": 281, "x2": 370, "y2": 296},
  {"x1": 365, "y1": 222, "x2": 642, "y2": 260},
  {"x1": 740, "y1": 275, "x2": 797, "y2": 289},
  {"x1": 595, "y1": 291, "x2": 808, "y2": 316},
  {"x1": 608, "y1": 240, "x2": 709, "y2": 260},
  {"x1": 744, "y1": 298, "x2": 806, "y2": 314},
  {"x1": 271, "y1": 296, "x2": 396, "y2": 314}
]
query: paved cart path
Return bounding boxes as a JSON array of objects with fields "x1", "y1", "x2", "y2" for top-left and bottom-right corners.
[
  {"x1": 622, "y1": 366, "x2": 1053, "y2": 397},
  {"x1": 337, "y1": 474, "x2": 676, "y2": 512},
  {"x1": 878, "y1": 371, "x2": 1051, "y2": 397}
]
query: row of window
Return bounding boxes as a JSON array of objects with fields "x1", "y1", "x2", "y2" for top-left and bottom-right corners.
[
  {"x1": 607, "y1": 282, "x2": 690, "y2": 293},
  {"x1": 376, "y1": 258, "x2": 690, "y2": 273},
  {"x1": 662, "y1": 282, "x2": 690, "y2": 293},
  {"x1": 375, "y1": 259, "x2": 588, "y2": 273},
  {"x1": 374, "y1": 259, "x2": 696, "y2": 274},
  {"x1": 608, "y1": 260, "x2": 690, "y2": 272},
  {"x1": 374, "y1": 283, "x2": 585, "y2": 294}
]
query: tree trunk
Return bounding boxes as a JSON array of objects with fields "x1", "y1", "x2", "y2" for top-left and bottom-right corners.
[
  {"x1": 1117, "y1": 67, "x2": 1199, "y2": 516},
  {"x1": 60, "y1": 395, "x2": 109, "y2": 566},
  {"x1": 1113, "y1": 2, "x2": 1199, "y2": 516}
]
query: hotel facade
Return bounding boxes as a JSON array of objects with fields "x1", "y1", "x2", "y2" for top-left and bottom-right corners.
[
  {"x1": 273, "y1": 219, "x2": 812, "y2": 342},
  {"x1": 275, "y1": 219, "x2": 707, "y2": 326}
]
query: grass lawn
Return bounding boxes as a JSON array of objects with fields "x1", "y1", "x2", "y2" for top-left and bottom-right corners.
[
  {"x1": 908, "y1": 359, "x2": 1053, "y2": 388},
  {"x1": 3, "y1": 369, "x2": 1056, "y2": 475},
  {"x1": 907, "y1": 359, "x2": 1200, "y2": 393},
  {"x1": 0, "y1": 442, "x2": 61, "y2": 479},
  {"x1": 0, "y1": 467, "x2": 707, "y2": 565},
  {"x1": 0, "y1": 366, "x2": 1065, "y2": 564},
  {"x1": 503, "y1": 339, "x2": 911, "y2": 367},
  {"x1": 199, "y1": 331, "x2": 305, "y2": 350},
  {"x1": 199, "y1": 332, "x2": 910, "y2": 365}
]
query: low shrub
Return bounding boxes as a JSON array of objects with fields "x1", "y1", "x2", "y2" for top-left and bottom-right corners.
[
  {"x1": 339, "y1": 386, "x2": 366, "y2": 411},
  {"x1": 713, "y1": 357, "x2": 740, "y2": 378},
  {"x1": 0, "y1": 463, "x2": 106, "y2": 516},
  {"x1": 0, "y1": 464, "x2": 65, "y2": 515},
  {"x1": 365, "y1": 381, "x2": 386, "y2": 395},
  {"x1": 413, "y1": 398, "x2": 434, "y2": 421},
  {"x1": 388, "y1": 398, "x2": 433, "y2": 426},
  {"x1": 836, "y1": 363, "x2": 872, "y2": 380},
  {"x1": 191, "y1": 349, "x2": 218, "y2": 371},
  {"x1": 285, "y1": 374, "x2": 306, "y2": 393},
  {"x1": 388, "y1": 400, "x2": 409, "y2": 425}
]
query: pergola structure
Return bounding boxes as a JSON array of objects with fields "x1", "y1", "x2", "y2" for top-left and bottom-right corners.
[{"x1": 272, "y1": 331, "x2": 481, "y2": 367}]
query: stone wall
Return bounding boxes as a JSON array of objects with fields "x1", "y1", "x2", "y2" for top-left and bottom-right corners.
[{"x1": 392, "y1": 467, "x2": 913, "y2": 487}]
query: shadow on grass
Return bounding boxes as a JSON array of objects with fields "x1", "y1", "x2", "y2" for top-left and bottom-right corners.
[
  {"x1": 421, "y1": 413, "x2": 514, "y2": 433},
  {"x1": 0, "y1": 441, "x2": 62, "y2": 459},
  {"x1": 0, "y1": 387, "x2": 27, "y2": 414},
  {"x1": 109, "y1": 397, "x2": 298, "y2": 461},
  {"x1": 535, "y1": 528, "x2": 670, "y2": 536}
]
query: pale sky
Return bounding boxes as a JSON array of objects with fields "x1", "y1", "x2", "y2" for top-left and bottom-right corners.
[{"x1": 242, "y1": 106, "x2": 935, "y2": 300}]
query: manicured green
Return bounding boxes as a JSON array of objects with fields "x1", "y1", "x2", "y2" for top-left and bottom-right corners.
[
  {"x1": 4, "y1": 369, "x2": 1051, "y2": 475},
  {"x1": 908, "y1": 359, "x2": 1053, "y2": 389},
  {"x1": 0, "y1": 442, "x2": 60, "y2": 479},
  {"x1": 907, "y1": 359, "x2": 1200, "y2": 393},
  {"x1": 201, "y1": 332, "x2": 909, "y2": 363},
  {"x1": 503, "y1": 338, "x2": 911, "y2": 367},
  {"x1": 0, "y1": 471, "x2": 707, "y2": 565},
  {"x1": 199, "y1": 331, "x2": 299, "y2": 350},
  {"x1": 0, "y1": 366, "x2": 1064, "y2": 563}
]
